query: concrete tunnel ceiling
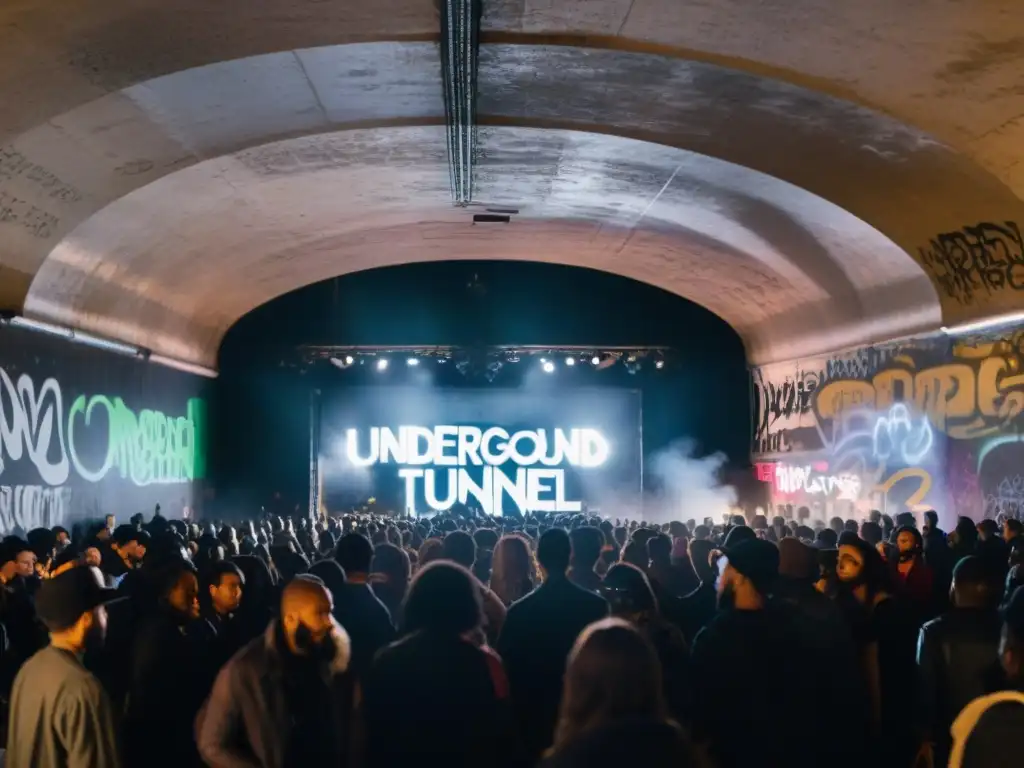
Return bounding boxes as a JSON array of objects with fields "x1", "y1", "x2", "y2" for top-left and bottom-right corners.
[{"x1": 3, "y1": 1, "x2": 1024, "y2": 372}]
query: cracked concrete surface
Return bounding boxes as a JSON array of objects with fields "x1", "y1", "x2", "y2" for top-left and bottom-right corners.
[{"x1": 2, "y1": 1, "x2": 1024, "y2": 369}]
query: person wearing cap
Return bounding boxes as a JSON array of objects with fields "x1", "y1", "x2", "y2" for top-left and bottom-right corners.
[
  {"x1": 917, "y1": 556, "x2": 1004, "y2": 767},
  {"x1": 690, "y1": 539, "x2": 843, "y2": 768},
  {"x1": 947, "y1": 585, "x2": 1024, "y2": 767},
  {"x1": 5, "y1": 565, "x2": 121, "y2": 768}
]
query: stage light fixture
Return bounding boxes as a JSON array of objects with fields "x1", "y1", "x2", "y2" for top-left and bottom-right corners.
[
  {"x1": 542, "y1": 361, "x2": 555, "y2": 373},
  {"x1": 345, "y1": 355, "x2": 354, "y2": 365},
  {"x1": 376, "y1": 359, "x2": 389, "y2": 371},
  {"x1": 406, "y1": 357, "x2": 419, "y2": 366},
  {"x1": 655, "y1": 359, "x2": 665, "y2": 369},
  {"x1": 539, "y1": 357, "x2": 548, "y2": 364},
  {"x1": 591, "y1": 355, "x2": 600, "y2": 366},
  {"x1": 565, "y1": 356, "x2": 575, "y2": 366}
]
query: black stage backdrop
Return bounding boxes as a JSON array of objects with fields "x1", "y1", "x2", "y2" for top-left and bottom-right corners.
[
  {"x1": 317, "y1": 386, "x2": 642, "y2": 516},
  {"x1": 0, "y1": 324, "x2": 209, "y2": 535}
]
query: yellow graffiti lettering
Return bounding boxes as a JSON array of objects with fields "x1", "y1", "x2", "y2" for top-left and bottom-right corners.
[
  {"x1": 876, "y1": 468, "x2": 932, "y2": 509},
  {"x1": 815, "y1": 342, "x2": 1024, "y2": 440},
  {"x1": 814, "y1": 380, "x2": 874, "y2": 421},
  {"x1": 873, "y1": 368, "x2": 913, "y2": 410},
  {"x1": 913, "y1": 363, "x2": 976, "y2": 432}
]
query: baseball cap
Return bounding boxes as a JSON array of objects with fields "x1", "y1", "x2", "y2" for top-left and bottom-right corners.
[
  {"x1": 723, "y1": 538, "x2": 780, "y2": 594},
  {"x1": 35, "y1": 566, "x2": 120, "y2": 632}
]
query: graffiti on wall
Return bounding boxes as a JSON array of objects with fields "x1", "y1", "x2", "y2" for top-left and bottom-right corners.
[
  {"x1": 0, "y1": 366, "x2": 206, "y2": 532},
  {"x1": 753, "y1": 330, "x2": 1024, "y2": 521},
  {"x1": 918, "y1": 221, "x2": 1024, "y2": 305}
]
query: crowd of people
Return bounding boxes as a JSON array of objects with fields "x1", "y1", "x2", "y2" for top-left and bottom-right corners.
[{"x1": 0, "y1": 504, "x2": 1022, "y2": 767}]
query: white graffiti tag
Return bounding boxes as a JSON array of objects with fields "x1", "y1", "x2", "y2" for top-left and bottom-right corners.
[
  {"x1": 0, "y1": 368, "x2": 70, "y2": 486},
  {"x1": 0, "y1": 485, "x2": 72, "y2": 532}
]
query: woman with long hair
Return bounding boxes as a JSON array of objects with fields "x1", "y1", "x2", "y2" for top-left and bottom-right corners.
[
  {"x1": 835, "y1": 537, "x2": 917, "y2": 768},
  {"x1": 543, "y1": 618, "x2": 697, "y2": 768},
  {"x1": 362, "y1": 562, "x2": 521, "y2": 768},
  {"x1": 489, "y1": 534, "x2": 535, "y2": 607},
  {"x1": 601, "y1": 563, "x2": 691, "y2": 725}
]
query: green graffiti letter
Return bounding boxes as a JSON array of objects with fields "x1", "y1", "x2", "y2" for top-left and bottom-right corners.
[{"x1": 68, "y1": 395, "x2": 208, "y2": 486}]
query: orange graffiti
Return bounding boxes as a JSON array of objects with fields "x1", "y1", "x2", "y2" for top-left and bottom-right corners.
[
  {"x1": 815, "y1": 333, "x2": 1024, "y2": 439},
  {"x1": 876, "y1": 468, "x2": 932, "y2": 508}
]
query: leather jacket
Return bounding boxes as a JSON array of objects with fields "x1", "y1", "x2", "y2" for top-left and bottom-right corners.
[{"x1": 916, "y1": 607, "x2": 1004, "y2": 752}]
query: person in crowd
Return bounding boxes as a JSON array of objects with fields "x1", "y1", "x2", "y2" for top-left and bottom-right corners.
[
  {"x1": 950, "y1": 516, "x2": 980, "y2": 563},
  {"x1": 567, "y1": 527, "x2": 604, "y2": 593},
  {"x1": 691, "y1": 538, "x2": 850, "y2": 767},
  {"x1": 202, "y1": 560, "x2": 246, "y2": 670},
  {"x1": 540, "y1": 618, "x2": 697, "y2": 768},
  {"x1": 417, "y1": 537, "x2": 445, "y2": 569},
  {"x1": 490, "y1": 534, "x2": 536, "y2": 607},
  {"x1": 836, "y1": 536, "x2": 918, "y2": 767},
  {"x1": 497, "y1": 528, "x2": 608, "y2": 761},
  {"x1": 197, "y1": 575, "x2": 355, "y2": 767},
  {"x1": 230, "y1": 555, "x2": 276, "y2": 645},
  {"x1": 368, "y1": 542, "x2": 410, "y2": 620},
  {"x1": 332, "y1": 533, "x2": 396, "y2": 681},
  {"x1": 678, "y1": 538, "x2": 716, "y2": 642},
  {"x1": 890, "y1": 525, "x2": 936, "y2": 617},
  {"x1": 442, "y1": 530, "x2": 507, "y2": 643},
  {"x1": 123, "y1": 560, "x2": 208, "y2": 767},
  {"x1": 1004, "y1": 518, "x2": 1023, "y2": 544},
  {"x1": 472, "y1": 527, "x2": 499, "y2": 584},
  {"x1": 647, "y1": 531, "x2": 696, "y2": 599},
  {"x1": 917, "y1": 555, "x2": 1004, "y2": 766},
  {"x1": 946, "y1": 586, "x2": 1024, "y2": 767},
  {"x1": 775, "y1": 537, "x2": 859, "y2": 660},
  {"x1": 362, "y1": 561, "x2": 520, "y2": 768},
  {"x1": 601, "y1": 563, "x2": 691, "y2": 724},
  {"x1": 6, "y1": 565, "x2": 121, "y2": 768},
  {"x1": 104, "y1": 525, "x2": 149, "y2": 584}
]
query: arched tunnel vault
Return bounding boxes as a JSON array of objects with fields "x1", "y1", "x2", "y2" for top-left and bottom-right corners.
[
  {"x1": 23, "y1": 124, "x2": 939, "y2": 368},
  {"x1": 2, "y1": 1, "x2": 1024, "y2": 371}
]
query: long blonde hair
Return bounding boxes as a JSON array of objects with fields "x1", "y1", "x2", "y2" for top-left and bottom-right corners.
[
  {"x1": 489, "y1": 534, "x2": 535, "y2": 606},
  {"x1": 551, "y1": 618, "x2": 668, "y2": 751}
]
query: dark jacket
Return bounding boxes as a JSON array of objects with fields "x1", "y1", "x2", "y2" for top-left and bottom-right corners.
[
  {"x1": 363, "y1": 630, "x2": 521, "y2": 768},
  {"x1": 124, "y1": 612, "x2": 212, "y2": 768},
  {"x1": 916, "y1": 606, "x2": 1004, "y2": 759},
  {"x1": 196, "y1": 619, "x2": 354, "y2": 768},
  {"x1": 496, "y1": 575, "x2": 608, "y2": 760},
  {"x1": 332, "y1": 583, "x2": 395, "y2": 682}
]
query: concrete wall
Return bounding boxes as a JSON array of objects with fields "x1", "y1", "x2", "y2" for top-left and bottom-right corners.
[
  {"x1": 0, "y1": 325, "x2": 209, "y2": 535},
  {"x1": 751, "y1": 327, "x2": 1024, "y2": 530}
]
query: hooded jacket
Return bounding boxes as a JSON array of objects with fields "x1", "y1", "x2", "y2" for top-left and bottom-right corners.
[{"x1": 195, "y1": 617, "x2": 354, "y2": 768}]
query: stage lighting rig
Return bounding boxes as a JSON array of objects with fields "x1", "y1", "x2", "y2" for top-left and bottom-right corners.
[{"x1": 300, "y1": 344, "x2": 673, "y2": 378}]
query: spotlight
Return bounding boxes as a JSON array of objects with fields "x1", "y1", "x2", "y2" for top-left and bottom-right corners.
[
  {"x1": 345, "y1": 355, "x2": 354, "y2": 365},
  {"x1": 406, "y1": 357, "x2": 419, "y2": 366},
  {"x1": 565, "y1": 357, "x2": 575, "y2": 366},
  {"x1": 539, "y1": 357, "x2": 548, "y2": 364},
  {"x1": 376, "y1": 359, "x2": 388, "y2": 371},
  {"x1": 655, "y1": 359, "x2": 665, "y2": 369},
  {"x1": 542, "y1": 361, "x2": 555, "y2": 373},
  {"x1": 591, "y1": 355, "x2": 600, "y2": 366}
]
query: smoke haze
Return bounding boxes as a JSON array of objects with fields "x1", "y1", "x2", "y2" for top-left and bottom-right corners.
[{"x1": 643, "y1": 439, "x2": 737, "y2": 526}]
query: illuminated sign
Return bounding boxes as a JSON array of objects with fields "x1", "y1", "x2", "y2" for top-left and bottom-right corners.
[
  {"x1": 756, "y1": 460, "x2": 861, "y2": 501},
  {"x1": 345, "y1": 425, "x2": 610, "y2": 516}
]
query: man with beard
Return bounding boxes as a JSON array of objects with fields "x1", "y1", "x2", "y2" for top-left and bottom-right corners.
[
  {"x1": 890, "y1": 526, "x2": 935, "y2": 616},
  {"x1": 197, "y1": 574, "x2": 355, "y2": 767},
  {"x1": 6, "y1": 565, "x2": 121, "y2": 767},
  {"x1": 690, "y1": 539, "x2": 852, "y2": 768}
]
